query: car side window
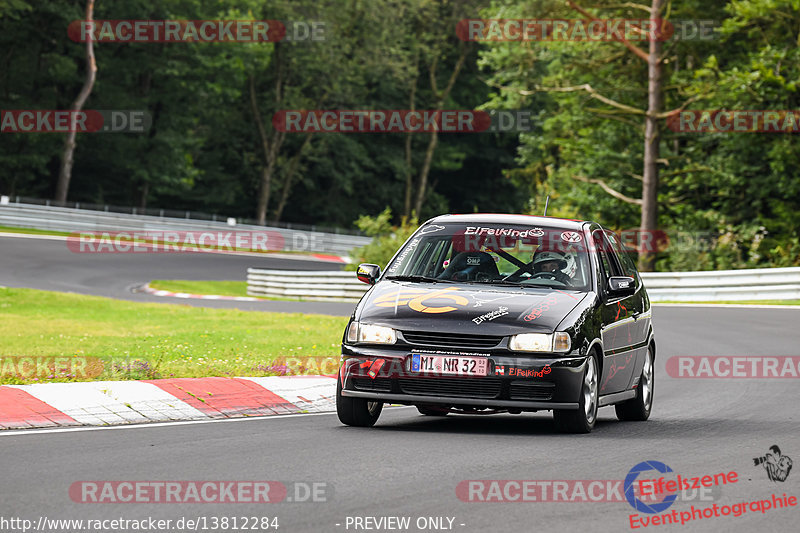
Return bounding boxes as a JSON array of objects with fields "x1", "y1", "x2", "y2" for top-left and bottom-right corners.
[
  {"x1": 406, "y1": 238, "x2": 449, "y2": 277},
  {"x1": 605, "y1": 230, "x2": 640, "y2": 283},
  {"x1": 592, "y1": 229, "x2": 621, "y2": 285}
]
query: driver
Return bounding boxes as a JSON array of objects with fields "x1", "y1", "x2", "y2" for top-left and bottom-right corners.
[{"x1": 532, "y1": 250, "x2": 571, "y2": 285}]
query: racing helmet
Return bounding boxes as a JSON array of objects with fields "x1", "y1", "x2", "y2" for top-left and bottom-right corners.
[{"x1": 533, "y1": 250, "x2": 568, "y2": 271}]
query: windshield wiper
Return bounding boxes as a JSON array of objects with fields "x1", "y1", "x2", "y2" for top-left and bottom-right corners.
[
  {"x1": 483, "y1": 280, "x2": 535, "y2": 287},
  {"x1": 485, "y1": 279, "x2": 559, "y2": 288},
  {"x1": 385, "y1": 275, "x2": 453, "y2": 283}
]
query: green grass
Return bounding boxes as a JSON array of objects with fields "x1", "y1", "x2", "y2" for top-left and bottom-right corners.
[
  {"x1": 657, "y1": 300, "x2": 800, "y2": 306},
  {"x1": 149, "y1": 280, "x2": 251, "y2": 298},
  {"x1": 0, "y1": 287, "x2": 348, "y2": 384},
  {"x1": 0, "y1": 225, "x2": 72, "y2": 237}
]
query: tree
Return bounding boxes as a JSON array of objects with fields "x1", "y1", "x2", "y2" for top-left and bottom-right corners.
[
  {"x1": 541, "y1": 0, "x2": 669, "y2": 271},
  {"x1": 479, "y1": 0, "x2": 716, "y2": 270},
  {"x1": 54, "y1": 0, "x2": 96, "y2": 203}
]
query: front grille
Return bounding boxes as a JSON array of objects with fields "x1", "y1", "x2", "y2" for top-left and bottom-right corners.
[
  {"x1": 352, "y1": 378, "x2": 392, "y2": 393},
  {"x1": 509, "y1": 381, "x2": 555, "y2": 401},
  {"x1": 398, "y1": 377, "x2": 501, "y2": 399},
  {"x1": 401, "y1": 330, "x2": 502, "y2": 349}
]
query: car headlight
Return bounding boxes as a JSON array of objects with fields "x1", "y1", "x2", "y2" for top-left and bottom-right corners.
[
  {"x1": 346, "y1": 322, "x2": 397, "y2": 345},
  {"x1": 509, "y1": 332, "x2": 571, "y2": 353}
]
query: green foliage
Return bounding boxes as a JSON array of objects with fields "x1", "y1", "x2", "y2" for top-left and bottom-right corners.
[
  {"x1": 1, "y1": 0, "x2": 523, "y2": 227},
  {"x1": 2, "y1": 0, "x2": 799, "y2": 272},
  {"x1": 477, "y1": 0, "x2": 800, "y2": 271},
  {"x1": 346, "y1": 208, "x2": 419, "y2": 270}
]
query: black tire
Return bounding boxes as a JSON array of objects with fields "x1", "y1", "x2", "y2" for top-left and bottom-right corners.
[
  {"x1": 336, "y1": 376, "x2": 383, "y2": 427},
  {"x1": 553, "y1": 355, "x2": 599, "y2": 434},
  {"x1": 615, "y1": 345, "x2": 654, "y2": 421},
  {"x1": 416, "y1": 405, "x2": 450, "y2": 416}
]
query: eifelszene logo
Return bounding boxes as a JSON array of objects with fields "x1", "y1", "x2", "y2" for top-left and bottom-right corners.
[{"x1": 625, "y1": 461, "x2": 678, "y2": 514}]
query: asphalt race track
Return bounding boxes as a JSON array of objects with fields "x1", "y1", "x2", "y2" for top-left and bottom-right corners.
[
  {"x1": 0, "y1": 234, "x2": 356, "y2": 315},
  {"x1": 2, "y1": 233, "x2": 799, "y2": 532},
  {"x1": 1, "y1": 305, "x2": 799, "y2": 532}
]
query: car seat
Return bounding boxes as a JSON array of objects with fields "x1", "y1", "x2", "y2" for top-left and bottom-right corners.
[{"x1": 438, "y1": 251, "x2": 499, "y2": 281}]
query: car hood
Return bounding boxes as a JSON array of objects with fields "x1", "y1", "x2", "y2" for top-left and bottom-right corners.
[{"x1": 356, "y1": 280, "x2": 589, "y2": 335}]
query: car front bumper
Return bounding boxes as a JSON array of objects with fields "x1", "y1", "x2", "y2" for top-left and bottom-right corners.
[{"x1": 339, "y1": 346, "x2": 589, "y2": 411}]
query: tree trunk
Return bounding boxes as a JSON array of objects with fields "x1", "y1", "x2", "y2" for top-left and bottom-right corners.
[
  {"x1": 55, "y1": 0, "x2": 96, "y2": 203},
  {"x1": 250, "y1": 68, "x2": 284, "y2": 225},
  {"x1": 403, "y1": 49, "x2": 420, "y2": 220},
  {"x1": 256, "y1": 163, "x2": 275, "y2": 225},
  {"x1": 413, "y1": 130, "x2": 438, "y2": 216},
  {"x1": 139, "y1": 181, "x2": 148, "y2": 210},
  {"x1": 271, "y1": 132, "x2": 314, "y2": 224},
  {"x1": 411, "y1": 45, "x2": 469, "y2": 217},
  {"x1": 639, "y1": 0, "x2": 664, "y2": 272}
]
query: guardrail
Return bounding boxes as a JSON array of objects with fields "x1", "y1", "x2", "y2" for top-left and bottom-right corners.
[
  {"x1": 246, "y1": 267, "x2": 800, "y2": 303},
  {"x1": 640, "y1": 267, "x2": 800, "y2": 302},
  {"x1": 247, "y1": 269, "x2": 369, "y2": 302},
  {"x1": 0, "y1": 201, "x2": 371, "y2": 255}
]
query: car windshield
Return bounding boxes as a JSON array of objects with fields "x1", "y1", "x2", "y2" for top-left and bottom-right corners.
[{"x1": 384, "y1": 223, "x2": 592, "y2": 290}]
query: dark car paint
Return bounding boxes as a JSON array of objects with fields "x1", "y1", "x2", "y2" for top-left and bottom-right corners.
[
  {"x1": 353, "y1": 281, "x2": 588, "y2": 335},
  {"x1": 339, "y1": 215, "x2": 654, "y2": 411}
]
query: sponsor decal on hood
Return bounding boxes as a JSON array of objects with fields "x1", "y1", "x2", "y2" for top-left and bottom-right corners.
[{"x1": 360, "y1": 282, "x2": 587, "y2": 335}]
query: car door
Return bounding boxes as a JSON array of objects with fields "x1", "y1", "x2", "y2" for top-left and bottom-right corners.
[
  {"x1": 592, "y1": 229, "x2": 640, "y2": 394},
  {"x1": 605, "y1": 229, "x2": 651, "y2": 387}
]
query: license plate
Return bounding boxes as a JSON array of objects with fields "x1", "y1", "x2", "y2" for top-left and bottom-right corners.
[{"x1": 410, "y1": 354, "x2": 488, "y2": 376}]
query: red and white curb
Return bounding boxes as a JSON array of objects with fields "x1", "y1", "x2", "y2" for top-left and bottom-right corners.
[
  {"x1": 138, "y1": 284, "x2": 261, "y2": 302},
  {"x1": 0, "y1": 376, "x2": 336, "y2": 430}
]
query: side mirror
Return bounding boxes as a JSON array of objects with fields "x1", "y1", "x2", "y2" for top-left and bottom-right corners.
[
  {"x1": 607, "y1": 276, "x2": 635, "y2": 298},
  {"x1": 356, "y1": 263, "x2": 381, "y2": 285}
]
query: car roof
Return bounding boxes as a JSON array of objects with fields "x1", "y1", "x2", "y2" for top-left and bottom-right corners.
[{"x1": 425, "y1": 213, "x2": 589, "y2": 231}]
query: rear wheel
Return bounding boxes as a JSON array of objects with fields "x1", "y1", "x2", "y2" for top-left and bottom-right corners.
[
  {"x1": 615, "y1": 346, "x2": 654, "y2": 421},
  {"x1": 416, "y1": 405, "x2": 450, "y2": 416},
  {"x1": 553, "y1": 355, "x2": 598, "y2": 434},
  {"x1": 336, "y1": 376, "x2": 383, "y2": 427}
]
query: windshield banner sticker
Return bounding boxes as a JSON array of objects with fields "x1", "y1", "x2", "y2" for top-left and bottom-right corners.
[
  {"x1": 465, "y1": 226, "x2": 544, "y2": 237},
  {"x1": 386, "y1": 237, "x2": 419, "y2": 273}
]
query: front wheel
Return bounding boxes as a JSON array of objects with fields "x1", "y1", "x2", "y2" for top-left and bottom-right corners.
[
  {"x1": 615, "y1": 346, "x2": 654, "y2": 421},
  {"x1": 336, "y1": 376, "x2": 383, "y2": 427},
  {"x1": 553, "y1": 354, "x2": 598, "y2": 433}
]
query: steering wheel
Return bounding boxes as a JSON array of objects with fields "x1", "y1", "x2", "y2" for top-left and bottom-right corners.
[
  {"x1": 501, "y1": 263, "x2": 536, "y2": 282},
  {"x1": 531, "y1": 271, "x2": 571, "y2": 286}
]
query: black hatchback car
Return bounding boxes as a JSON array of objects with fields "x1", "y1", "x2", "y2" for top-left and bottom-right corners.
[{"x1": 336, "y1": 214, "x2": 655, "y2": 433}]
